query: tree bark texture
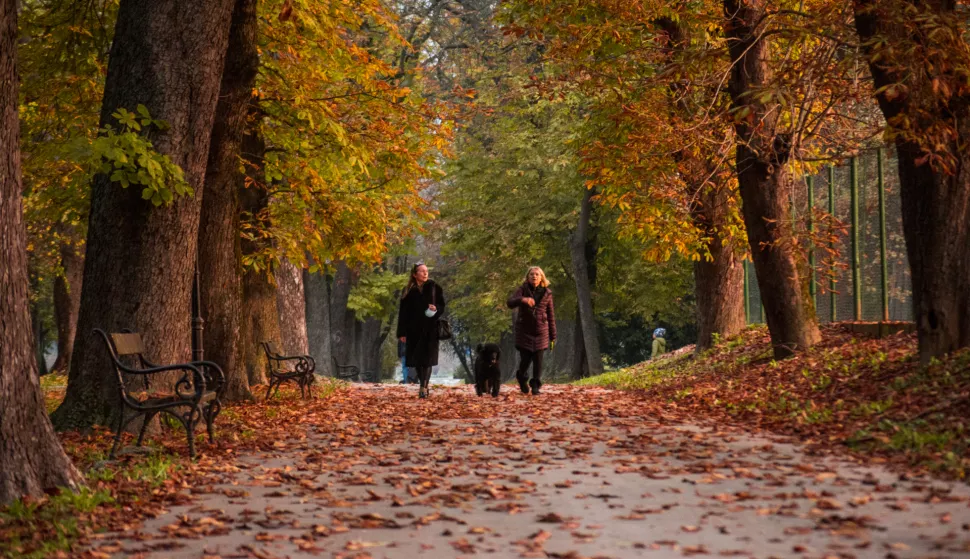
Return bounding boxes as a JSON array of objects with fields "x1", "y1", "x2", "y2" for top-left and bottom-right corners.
[
  {"x1": 853, "y1": 0, "x2": 970, "y2": 363},
  {"x1": 329, "y1": 261, "x2": 357, "y2": 367},
  {"x1": 550, "y1": 318, "x2": 574, "y2": 375},
  {"x1": 571, "y1": 308, "x2": 589, "y2": 379},
  {"x1": 692, "y1": 185, "x2": 746, "y2": 352},
  {"x1": 30, "y1": 289, "x2": 49, "y2": 377},
  {"x1": 240, "y1": 269, "x2": 280, "y2": 386},
  {"x1": 359, "y1": 317, "x2": 382, "y2": 382},
  {"x1": 569, "y1": 187, "x2": 603, "y2": 378},
  {"x1": 197, "y1": 0, "x2": 259, "y2": 401},
  {"x1": 656, "y1": 17, "x2": 746, "y2": 353},
  {"x1": 0, "y1": 0, "x2": 82, "y2": 502},
  {"x1": 52, "y1": 0, "x2": 235, "y2": 430},
  {"x1": 238, "y1": 112, "x2": 278, "y2": 387},
  {"x1": 304, "y1": 268, "x2": 333, "y2": 376},
  {"x1": 499, "y1": 330, "x2": 518, "y2": 383},
  {"x1": 276, "y1": 259, "x2": 309, "y2": 356},
  {"x1": 51, "y1": 237, "x2": 83, "y2": 374},
  {"x1": 723, "y1": 0, "x2": 820, "y2": 359}
]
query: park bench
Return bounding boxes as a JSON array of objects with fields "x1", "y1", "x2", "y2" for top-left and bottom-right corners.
[
  {"x1": 261, "y1": 341, "x2": 316, "y2": 400},
  {"x1": 95, "y1": 328, "x2": 225, "y2": 459},
  {"x1": 331, "y1": 356, "x2": 361, "y2": 382}
]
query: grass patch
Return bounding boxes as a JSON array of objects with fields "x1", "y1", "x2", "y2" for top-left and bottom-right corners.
[{"x1": 0, "y1": 488, "x2": 114, "y2": 559}]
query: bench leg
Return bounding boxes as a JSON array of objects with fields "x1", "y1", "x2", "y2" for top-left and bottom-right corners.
[
  {"x1": 136, "y1": 412, "x2": 157, "y2": 447},
  {"x1": 265, "y1": 378, "x2": 277, "y2": 401},
  {"x1": 203, "y1": 400, "x2": 221, "y2": 443},
  {"x1": 184, "y1": 407, "x2": 203, "y2": 459},
  {"x1": 109, "y1": 408, "x2": 126, "y2": 459}
]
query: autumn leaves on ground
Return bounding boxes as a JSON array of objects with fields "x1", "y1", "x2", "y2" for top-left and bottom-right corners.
[{"x1": 3, "y1": 326, "x2": 970, "y2": 559}]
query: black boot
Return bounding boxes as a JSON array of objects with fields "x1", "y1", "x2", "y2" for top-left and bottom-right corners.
[
  {"x1": 529, "y1": 378, "x2": 541, "y2": 395},
  {"x1": 517, "y1": 373, "x2": 529, "y2": 394}
]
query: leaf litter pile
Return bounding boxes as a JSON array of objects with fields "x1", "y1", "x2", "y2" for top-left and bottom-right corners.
[
  {"x1": 1, "y1": 333, "x2": 968, "y2": 558},
  {"x1": 582, "y1": 324, "x2": 970, "y2": 479}
]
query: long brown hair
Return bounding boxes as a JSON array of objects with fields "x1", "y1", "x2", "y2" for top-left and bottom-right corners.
[{"x1": 401, "y1": 262, "x2": 427, "y2": 299}]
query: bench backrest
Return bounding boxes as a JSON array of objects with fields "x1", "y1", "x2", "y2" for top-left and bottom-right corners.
[
  {"x1": 261, "y1": 341, "x2": 280, "y2": 357},
  {"x1": 111, "y1": 332, "x2": 147, "y2": 357}
]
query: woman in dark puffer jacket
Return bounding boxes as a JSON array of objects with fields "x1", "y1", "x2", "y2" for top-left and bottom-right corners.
[{"x1": 506, "y1": 266, "x2": 556, "y2": 395}]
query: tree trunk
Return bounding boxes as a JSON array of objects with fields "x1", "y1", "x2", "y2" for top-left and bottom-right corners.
[
  {"x1": 0, "y1": 0, "x2": 82, "y2": 502},
  {"x1": 692, "y1": 185, "x2": 746, "y2": 352},
  {"x1": 569, "y1": 186, "x2": 603, "y2": 378},
  {"x1": 51, "y1": 237, "x2": 83, "y2": 374},
  {"x1": 241, "y1": 269, "x2": 280, "y2": 386},
  {"x1": 448, "y1": 337, "x2": 474, "y2": 383},
  {"x1": 329, "y1": 261, "x2": 357, "y2": 367},
  {"x1": 723, "y1": 0, "x2": 820, "y2": 359},
  {"x1": 276, "y1": 259, "x2": 309, "y2": 355},
  {"x1": 499, "y1": 330, "x2": 517, "y2": 383},
  {"x1": 238, "y1": 109, "x2": 277, "y2": 387},
  {"x1": 550, "y1": 318, "x2": 573, "y2": 374},
  {"x1": 30, "y1": 290, "x2": 49, "y2": 377},
  {"x1": 571, "y1": 308, "x2": 589, "y2": 379},
  {"x1": 52, "y1": 0, "x2": 235, "y2": 430},
  {"x1": 197, "y1": 0, "x2": 258, "y2": 401},
  {"x1": 852, "y1": 0, "x2": 970, "y2": 363},
  {"x1": 359, "y1": 317, "x2": 382, "y2": 382},
  {"x1": 304, "y1": 268, "x2": 333, "y2": 376},
  {"x1": 655, "y1": 17, "x2": 746, "y2": 353}
]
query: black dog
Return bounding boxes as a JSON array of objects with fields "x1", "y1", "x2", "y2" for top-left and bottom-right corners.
[{"x1": 474, "y1": 343, "x2": 502, "y2": 398}]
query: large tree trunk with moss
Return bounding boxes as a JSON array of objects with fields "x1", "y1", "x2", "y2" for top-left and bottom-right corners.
[
  {"x1": 304, "y1": 268, "x2": 333, "y2": 376},
  {"x1": 723, "y1": 0, "x2": 820, "y2": 359},
  {"x1": 276, "y1": 259, "x2": 309, "y2": 355},
  {"x1": 692, "y1": 185, "x2": 746, "y2": 352},
  {"x1": 52, "y1": 0, "x2": 235, "y2": 430},
  {"x1": 0, "y1": 0, "x2": 83, "y2": 502},
  {"x1": 852, "y1": 0, "x2": 970, "y2": 364},
  {"x1": 51, "y1": 236, "x2": 83, "y2": 374},
  {"x1": 197, "y1": 0, "x2": 258, "y2": 401},
  {"x1": 569, "y1": 187, "x2": 603, "y2": 378}
]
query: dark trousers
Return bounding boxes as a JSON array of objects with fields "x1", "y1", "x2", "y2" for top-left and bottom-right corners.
[
  {"x1": 415, "y1": 366, "x2": 433, "y2": 387},
  {"x1": 516, "y1": 348, "x2": 544, "y2": 383}
]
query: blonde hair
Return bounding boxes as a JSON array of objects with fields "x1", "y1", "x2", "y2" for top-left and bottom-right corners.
[{"x1": 524, "y1": 266, "x2": 550, "y2": 288}]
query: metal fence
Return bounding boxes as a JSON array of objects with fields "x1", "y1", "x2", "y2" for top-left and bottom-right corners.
[{"x1": 744, "y1": 148, "x2": 913, "y2": 324}]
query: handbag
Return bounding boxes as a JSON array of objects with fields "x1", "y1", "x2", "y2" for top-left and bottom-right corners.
[{"x1": 431, "y1": 284, "x2": 452, "y2": 340}]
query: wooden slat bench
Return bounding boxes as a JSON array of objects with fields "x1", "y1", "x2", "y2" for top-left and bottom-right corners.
[{"x1": 95, "y1": 329, "x2": 225, "y2": 459}]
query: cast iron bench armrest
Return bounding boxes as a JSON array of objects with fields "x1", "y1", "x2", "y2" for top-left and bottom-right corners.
[
  {"x1": 261, "y1": 342, "x2": 316, "y2": 399},
  {"x1": 94, "y1": 328, "x2": 222, "y2": 459},
  {"x1": 189, "y1": 360, "x2": 226, "y2": 395}
]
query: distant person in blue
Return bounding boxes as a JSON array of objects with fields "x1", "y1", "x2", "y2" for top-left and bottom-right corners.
[
  {"x1": 651, "y1": 327, "x2": 667, "y2": 359},
  {"x1": 398, "y1": 340, "x2": 414, "y2": 384}
]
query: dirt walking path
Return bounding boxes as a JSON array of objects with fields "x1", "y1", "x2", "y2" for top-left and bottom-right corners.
[{"x1": 95, "y1": 384, "x2": 970, "y2": 559}]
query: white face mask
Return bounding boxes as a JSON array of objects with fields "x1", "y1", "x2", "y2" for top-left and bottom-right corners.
[{"x1": 424, "y1": 307, "x2": 436, "y2": 317}]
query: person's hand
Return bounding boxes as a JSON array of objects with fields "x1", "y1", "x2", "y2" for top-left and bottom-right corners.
[
  {"x1": 428, "y1": 304, "x2": 437, "y2": 312},
  {"x1": 522, "y1": 297, "x2": 535, "y2": 307},
  {"x1": 399, "y1": 336, "x2": 406, "y2": 343}
]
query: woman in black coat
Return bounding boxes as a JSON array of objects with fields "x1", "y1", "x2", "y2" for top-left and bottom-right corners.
[
  {"x1": 507, "y1": 266, "x2": 556, "y2": 395},
  {"x1": 397, "y1": 262, "x2": 446, "y2": 398}
]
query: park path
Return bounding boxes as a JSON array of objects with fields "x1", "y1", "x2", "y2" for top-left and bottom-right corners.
[{"x1": 95, "y1": 384, "x2": 970, "y2": 559}]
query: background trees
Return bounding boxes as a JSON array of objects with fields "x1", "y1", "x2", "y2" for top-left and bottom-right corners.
[{"x1": 851, "y1": 0, "x2": 970, "y2": 363}]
